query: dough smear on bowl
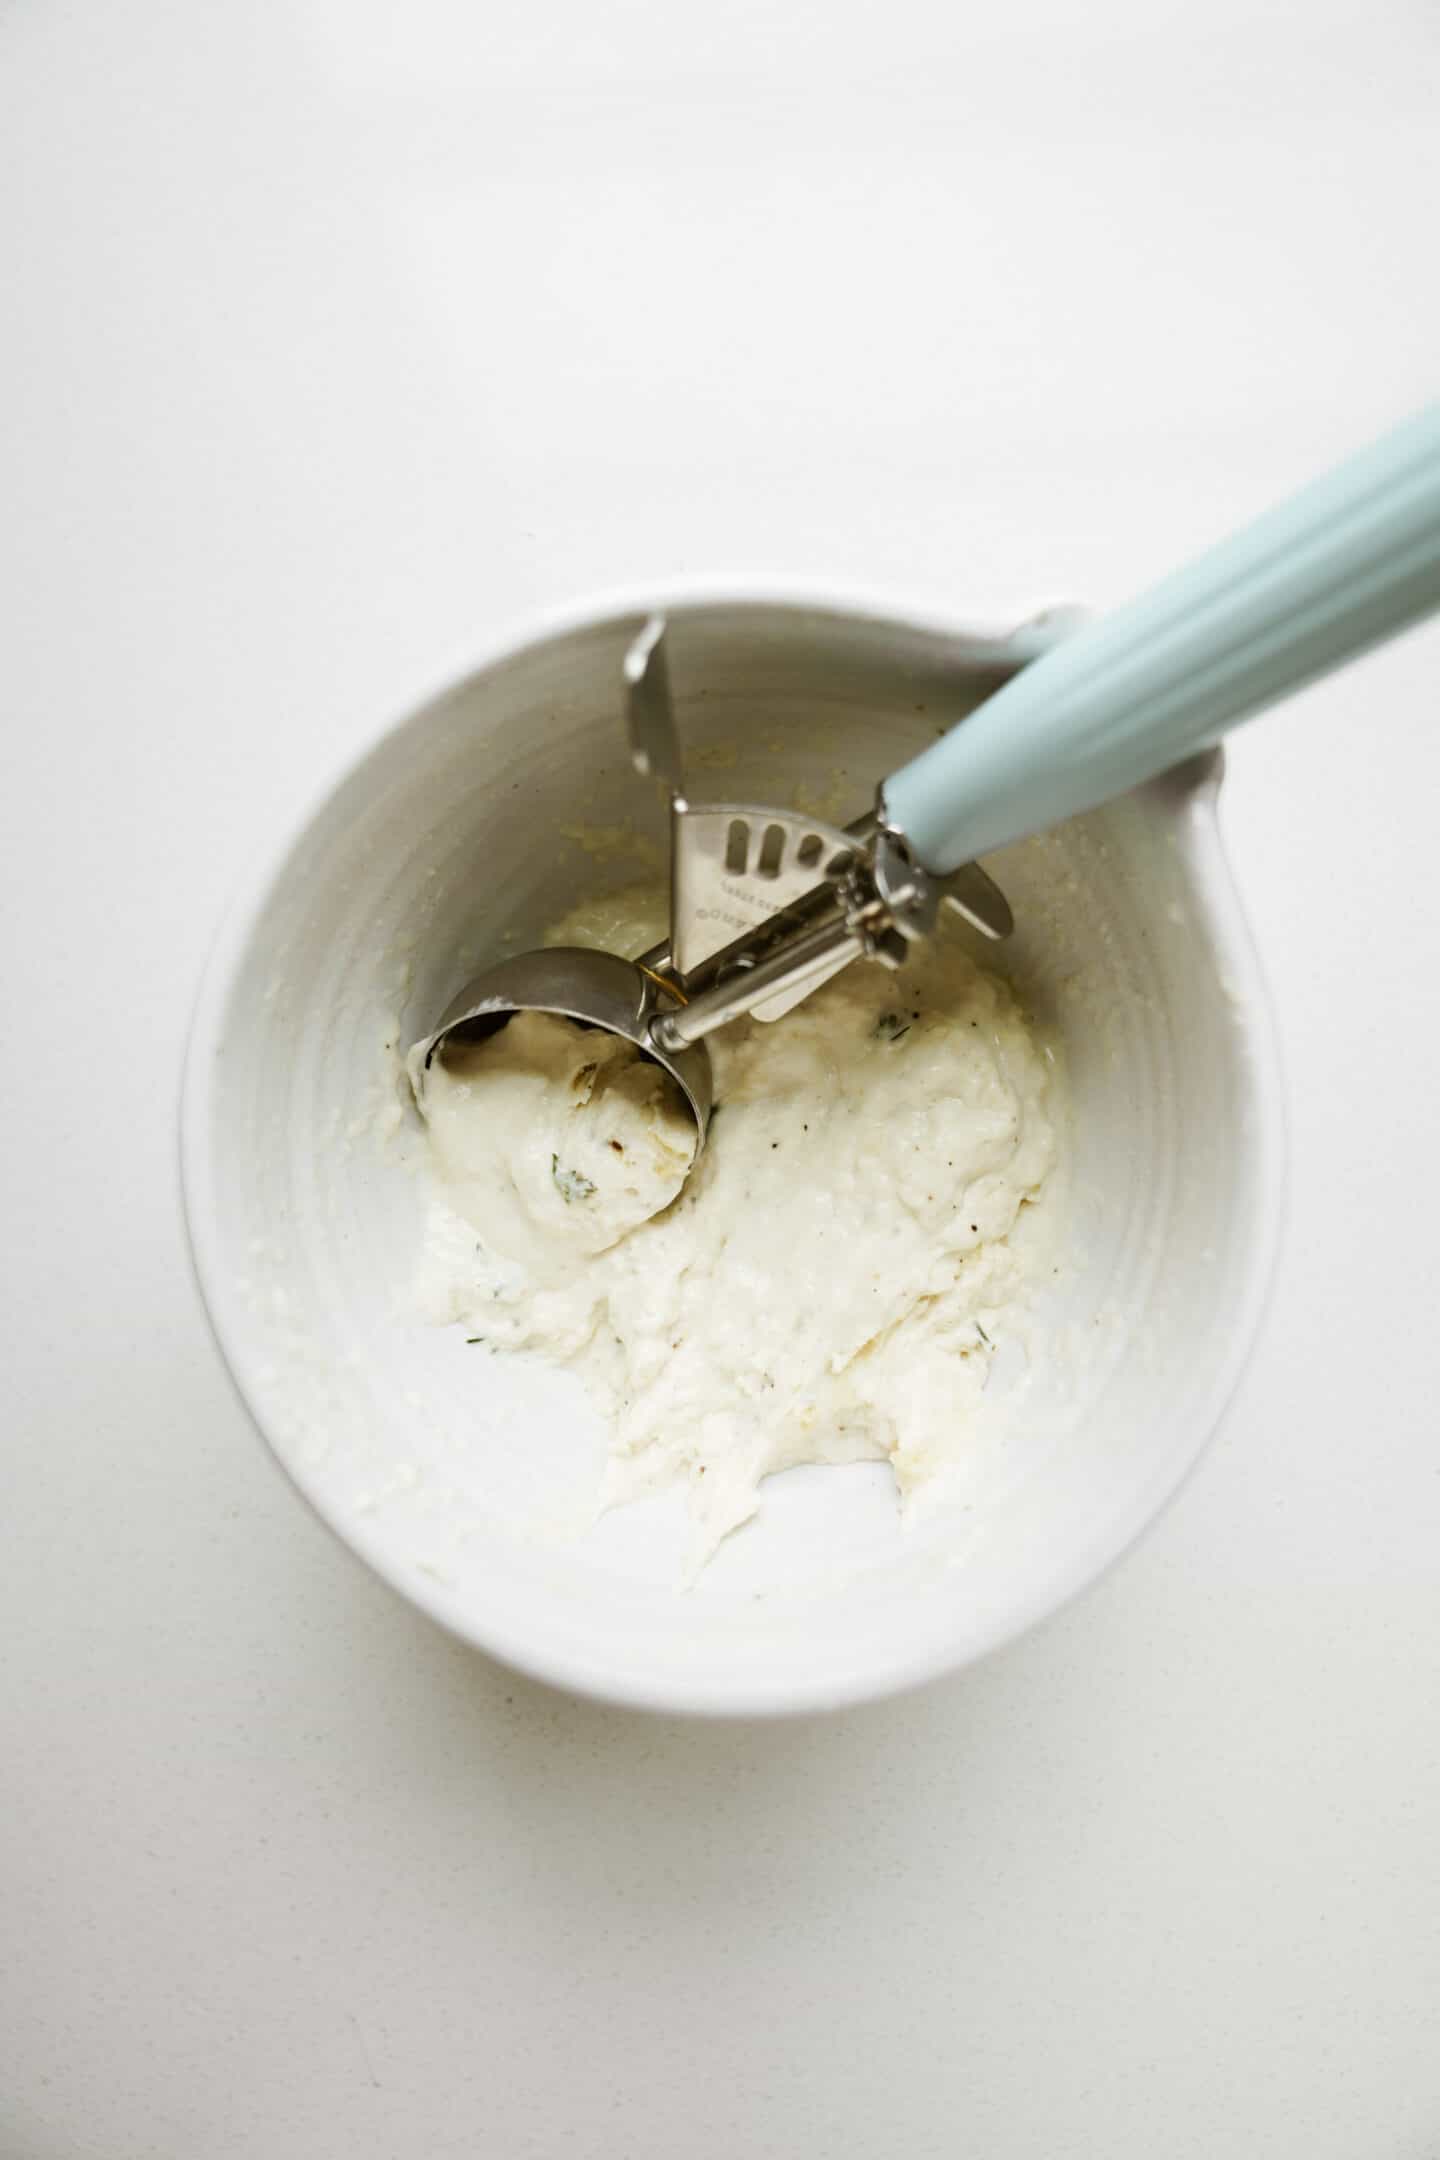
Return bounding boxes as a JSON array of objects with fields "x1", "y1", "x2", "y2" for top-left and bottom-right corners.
[{"x1": 409, "y1": 891, "x2": 1058, "y2": 1571}]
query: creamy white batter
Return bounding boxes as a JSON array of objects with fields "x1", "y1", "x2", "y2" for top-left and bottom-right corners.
[
  {"x1": 412, "y1": 1012, "x2": 696, "y2": 1280},
  {"x1": 410, "y1": 891, "x2": 1057, "y2": 1569}
]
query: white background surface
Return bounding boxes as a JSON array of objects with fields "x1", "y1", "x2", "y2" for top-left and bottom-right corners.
[{"x1": 3, "y1": 0, "x2": 1439, "y2": 2152}]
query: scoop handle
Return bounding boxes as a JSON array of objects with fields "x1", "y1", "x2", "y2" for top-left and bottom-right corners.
[{"x1": 882, "y1": 405, "x2": 1440, "y2": 874}]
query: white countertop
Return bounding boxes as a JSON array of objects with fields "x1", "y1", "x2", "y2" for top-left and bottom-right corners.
[{"x1": 4, "y1": 1, "x2": 1438, "y2": 2151}]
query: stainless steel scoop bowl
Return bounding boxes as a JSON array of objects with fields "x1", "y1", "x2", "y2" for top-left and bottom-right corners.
[{"x1": 414, "y1": 942, "x2": 715, "y2": 1143}]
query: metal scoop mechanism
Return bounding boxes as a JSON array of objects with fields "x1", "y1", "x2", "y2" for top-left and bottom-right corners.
[{"x1": 411, "y1": 615, "x2": 1013, "y2": 1153}]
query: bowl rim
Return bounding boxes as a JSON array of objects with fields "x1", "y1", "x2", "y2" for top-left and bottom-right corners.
[{"x1": 179, "y1": 578, "x2": 1288, "y2": 1718}]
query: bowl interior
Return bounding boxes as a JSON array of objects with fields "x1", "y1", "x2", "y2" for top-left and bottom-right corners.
[{"x1": 185, "y1": 600, "x2": 1281, "y2": 1713}]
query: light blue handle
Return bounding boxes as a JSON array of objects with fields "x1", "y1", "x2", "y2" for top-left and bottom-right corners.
[{"x1": 882, "y1": 406, "x2": 1440, "y2": 873}]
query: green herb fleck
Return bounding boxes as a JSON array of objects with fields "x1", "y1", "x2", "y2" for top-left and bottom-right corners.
[
  {"x1": 551, "y1": 1153, "x2": 597, "y2": 1203},
  {"x1": 873, "y1": 1012, "x2": 912, "y2": 1043},
  {"x1": 975, "y1": 1322, "x2": 991, "y2": 1347},
  {"x1": 465, "y1": 1336, "x2": 485, "y2": 1345}
]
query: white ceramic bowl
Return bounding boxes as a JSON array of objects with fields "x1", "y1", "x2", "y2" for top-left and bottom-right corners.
[{"x1": 182, "y1": 588, "x2": 1284, "y2": 1716}]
